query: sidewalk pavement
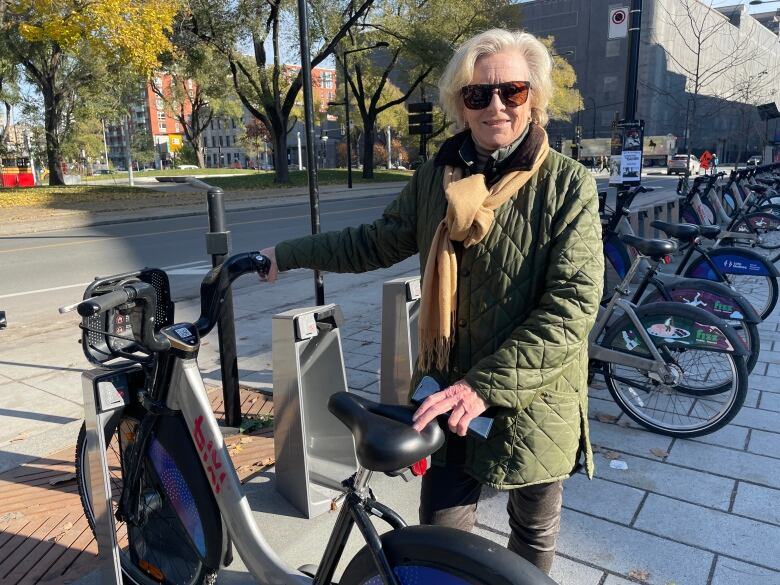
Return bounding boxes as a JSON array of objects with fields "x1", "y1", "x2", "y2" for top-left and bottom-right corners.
[{"x1": 2, "y1": 184, "x2": 779, "y2": 584}]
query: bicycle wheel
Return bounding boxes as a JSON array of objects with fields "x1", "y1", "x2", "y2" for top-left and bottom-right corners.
[
  {"x1": 731, "y1": 212, "x2": 780, "y2": 250},
  {"x1": 600, "y1": 312, "x2": 747, "y2": 437},
  {"x1": 340, "y1": 525, "x2": 555, "y2": 585},
  {"x1": 75, "y1": 410, "x2": 221, "y2": 585}
]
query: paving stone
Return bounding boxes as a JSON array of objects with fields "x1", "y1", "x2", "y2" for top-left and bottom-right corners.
[
  {"x1": 634, "y1": 494, "x2": 780, "y2": 570},
  {"x1": 342, "y1": 329, "x2": 380, "y2": 344},
  {"x1": 752, "y1": 362, "x2": 769, "y2": 376},
  {"x1": 342, "y1": 352, "x2": 375, "y2": 369},
  {"x1": 766, "y1": 363, "x2": 780, "y2": 378},
  {"x1": 758, "y1": 391, "x2": 780, "y2": 412},
  {"x1": 340, "y1": 338, "x2": 380, "y2": 357},
  {"x1": 0, "y1": 381, "x2": 82, "y2": 444},
  {"x1": 666, "y1": 439, "x2": 780, "y2": 488},
  {"x1": 563, "y1": 474, "x2": 645, "y2": 525},
  {"x1": 345, "y1": 367, "x2": 379, "y2": 391},
  {"x1": 556, "y1": 509, "x2": 713, "y2": 585},
  {"x1": 690, "y1": 424, "x2": 749, "y2": 451},
  {"x1": 744, "y1": 389, "x2": 760, "y2": 408},
  {"x1": 732, "y1": 482, "x2": 780, "y2": 526},
  {"x1": 747, "y1": 429, "x2": 780, "y2": 458},
  {"x1": 602, "y1": 576, "x2": 638, "y2": 585},
  {"x1": 589, "y1": 420, "x2": 673, "y2": 459},
  {"x1": 587, "y1": 396, "x2": 625, "y2": 420},
  {"x1": 549, "y1": 555, "x2": 604, "y2": 585},
  {"x1": 731, "y1": 405, "x2": 780, "y2": 433},
  {"x1": 711, "y1": 557, "x2": 780, "y2": 584},
  {"x1": 591, "y1": 452, "x2": 734, "y2": 510},
  {"x1": 352, "y1": 356, "x2": 380, "y2": 374}
]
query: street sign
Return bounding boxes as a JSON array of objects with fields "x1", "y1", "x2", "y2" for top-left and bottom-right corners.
[
  {"x1": 169, "y1": 134, "x2": 183, "y2": 152},
  {"x1": 409, "y1": 124, "x2": 433, "y2": 135},
  {"x1": 407, "y1": 102, "x2": 433, "y2": 113},
  {"x1": 408, "y1": 113, "x2": 433, "y2": 125},
  {"x1": 608, "y1": 7, "x2": 628, "y2": 39}
]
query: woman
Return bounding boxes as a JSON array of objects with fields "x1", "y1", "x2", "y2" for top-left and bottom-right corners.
[{"x1": 260, "y1": 29, "x2": 603, "y2": 574}]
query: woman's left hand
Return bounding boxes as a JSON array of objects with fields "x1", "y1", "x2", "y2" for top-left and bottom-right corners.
[{"x1": 412, "y1": 380, "x2": 488, "y2": 437}]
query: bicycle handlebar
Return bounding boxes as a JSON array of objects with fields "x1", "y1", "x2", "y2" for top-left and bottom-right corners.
[
  {"x1": 194, "y1": 252, "x2": 271, "y2": 337},
  {"x1": 77, "y1": 287, "x2": 137, "y2": 317}
]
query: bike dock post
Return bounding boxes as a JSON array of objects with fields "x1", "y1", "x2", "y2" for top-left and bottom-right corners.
[
  {"x1": 379, "y1": 277, "x2": 421, "y2": 405},
  {"x1": 81, "y1": 365, "x2": 144, "y2": 585},
  {"x1": 272, "y1": 304, "x2": 357, "y2": 518}
]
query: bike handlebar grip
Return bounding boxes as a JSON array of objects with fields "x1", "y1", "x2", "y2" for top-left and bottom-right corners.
[
  {"x1": 77, "y1": 288, "x2": 134, "y2": 317},
  {"x1": 251, "y1": 253, "x2": 272, "y2": 276}
]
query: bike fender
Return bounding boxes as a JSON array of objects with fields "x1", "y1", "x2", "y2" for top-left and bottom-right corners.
[
  {"x1": 642, "y1": 280, "x2": 760, "y2": 324},
  {"x1": 736, "y1": 212, "x2": 780, "y2": 233},
  {"x1": 684, "y1": 247, "x2": 780, "y2": 279},
  {"x1": 609, "y1": 302, "x2": 746, "y2": 355}
]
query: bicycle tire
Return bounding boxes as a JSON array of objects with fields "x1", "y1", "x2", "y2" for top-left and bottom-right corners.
[
  {"x1": 731, "y1": 212, "x2": 780, "y2": 250},
  {"x1": 340, "y1": 525, "x2": 556, "y2": 585},
  {"x1": 599, "y1": 309, "x2": 748, "y2": 437},
  {"x1": 75, "y1": 411, "x2": 221, "y2": 585}
]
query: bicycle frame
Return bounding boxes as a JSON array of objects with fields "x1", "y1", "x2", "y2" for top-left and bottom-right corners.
[{"x1": 101, "y1": 351, "x2": 402, "y2": 585}]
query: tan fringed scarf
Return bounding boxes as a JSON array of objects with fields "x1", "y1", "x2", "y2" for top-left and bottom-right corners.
[{"x1": 418, "y1": 132, "x2": 550, "y2": 372}]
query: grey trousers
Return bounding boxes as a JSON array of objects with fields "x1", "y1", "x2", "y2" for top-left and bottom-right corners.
[{"x1": 419, "y1": 465, "x2": 564, "y2": 575}]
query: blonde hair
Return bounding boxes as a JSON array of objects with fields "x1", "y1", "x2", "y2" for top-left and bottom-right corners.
[{"x1": 438, "y1": 29, "x2": 554, "y2": 128}]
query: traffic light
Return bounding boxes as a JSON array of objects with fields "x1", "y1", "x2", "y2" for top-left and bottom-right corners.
[{"x1": 408, "y1": 102, "x2": 433, "y2": 135}]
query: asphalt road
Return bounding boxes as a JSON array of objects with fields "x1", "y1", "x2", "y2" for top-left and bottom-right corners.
[{"x1": 0, "y1": 173, "x2": 678, "y2": 330}]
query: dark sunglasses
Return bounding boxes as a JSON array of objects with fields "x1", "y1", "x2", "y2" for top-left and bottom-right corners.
[{"x1": 460, "y1": 81, "x2": 531, "y2": 110}]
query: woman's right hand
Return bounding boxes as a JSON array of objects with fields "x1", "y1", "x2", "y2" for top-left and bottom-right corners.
[{"x1": 258, "y1": 246, "x2": 279, "y2": 283}]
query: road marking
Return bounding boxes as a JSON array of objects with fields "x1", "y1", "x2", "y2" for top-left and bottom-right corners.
[
  {"x1": 0, "y1": 206, "x2": 387, "y2": 255},
  {"x1": 166, "y1": 262, "x2": 213, "y2": 276},
  {"x1": 0, "y1": 260, "x2": 222, "y2": 299}
]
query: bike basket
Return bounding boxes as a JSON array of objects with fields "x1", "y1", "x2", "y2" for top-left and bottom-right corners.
[{"x1": 81, "y1": 268, "x2": 175, "y2": 365}]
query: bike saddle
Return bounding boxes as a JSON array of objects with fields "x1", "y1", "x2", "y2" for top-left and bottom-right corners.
[
  {"x1": 618, "y1": 234, "x2": 677, "y2": 258},
  {"x1": 698, "y1": 225, "x2": 721, "y2": 239},
  {"x1": 751, "y1": 184, "x2": 769, "y2": 193},
  {"x1": 650, "y1": 220, "x2": 699, "y2": 242},
  {"x1": 328, "y1": 392, "x2": 444, "y2": 473}
]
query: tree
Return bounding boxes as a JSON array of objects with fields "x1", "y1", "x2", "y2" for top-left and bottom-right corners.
[
  {"x1": 0, "y1": 55, "x2": 19, "y2": 153},
  {"x1": 1, "y1": 0, "x2": 179, "y2": 184},
  {"x1": 185, "y1": 0, "x2": 377, "y2": 184},
  {"x1": 324, "y1": 0, "x2": 515, "y2": 178},
  {"x1": 544, "y1": 38, "x2": 583, "y2": 123},
  {"x1": 239, "y1": 118, "x2": 272, "y2": 169},
  {"x1": 649, "y1": 0, "x2": 762, "y2": 175}
]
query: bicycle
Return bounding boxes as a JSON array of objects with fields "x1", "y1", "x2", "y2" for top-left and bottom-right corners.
[
  {"x1": 64, "y1": 252, "x2": 555, "y2": 585},
  {"x1": 589, "y1": 234, "x2": 749, "y2": 437},
  {"x1": 602, "y1": 185, "x2": 780, "y2": 320}
]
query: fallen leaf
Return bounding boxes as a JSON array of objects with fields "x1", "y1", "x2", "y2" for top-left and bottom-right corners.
[
  {"x1": 617, "y1": 419, "x2": 632, "y2": 428},
  {"x1": 628, "y1": 569, "x2": 650, "y2": 582},
  {"x1": 609, "y1": 460, "x2": 629, "y2": 470},
  {"x1": 0, "y1": 511, "x2": 24, "y2": 524},
  {"x1": 595, "y1": 413, "x2": 618, "y2": 423},
  {"x1": 330, "y1": 499, "x2": 338, "y2": 512},
  {"x1": 604, "y1": 450, "x2": 621, "y2": 460},
  {"x1": 62, "y1": 521, "x2": 73, "y2": 531},
  {"x1": 650, "y1": 448, "x2": 669, "y2": 458},
  {"x1": 239, "y1": 437, "x2": 254, "y2": 444},
  {"x1": 230, "y1": 444, "x2": 243, "y2": 454},
  {"x1": 49, "y1": 473, "x2": 77, "y2": 486}
]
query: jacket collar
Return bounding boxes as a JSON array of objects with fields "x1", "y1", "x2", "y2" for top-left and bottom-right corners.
[{"x1": 434, "y1": 123, "x2": 545, "y2": 174}]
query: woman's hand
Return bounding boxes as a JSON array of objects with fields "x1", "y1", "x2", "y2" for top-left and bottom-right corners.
[
  {"x1": 258, "y1": 247, "x2": 279, "y2": 283},
  {"x1": 412, "y1": 380, "x2": 487, "y2": 437}
]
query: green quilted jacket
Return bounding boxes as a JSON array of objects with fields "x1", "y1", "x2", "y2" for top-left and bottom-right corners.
[{"x1": 276, "y1": 130, "x2": 604, "y2": 489}]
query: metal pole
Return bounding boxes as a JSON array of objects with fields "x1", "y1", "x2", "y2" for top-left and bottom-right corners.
[
  {"x1": 206, "y1": 187, "x2": 242, "y2": 427},
  {"x1": 101, "y1": 119, "x2": 110, "y2": 171},
  {"x1": 124, "y1": 115, "x2": 134, "y2": 187},
  {"x1": 344, "y1": 52, "x2": 353, "y2": 189},
  {"x1": 623, "y1": 0, "x2": 643, "y2": 122},
  {"x1": 297, "y1": 131, "x2": 303, "y2": 169},
  {"x1": 296, "y1": 0, "x2": 325, "y2": 305}
]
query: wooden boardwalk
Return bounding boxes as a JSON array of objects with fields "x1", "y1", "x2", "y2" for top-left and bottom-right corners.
[{"x1": 0, "y1": 386, "x2": 275, "y2": 584}]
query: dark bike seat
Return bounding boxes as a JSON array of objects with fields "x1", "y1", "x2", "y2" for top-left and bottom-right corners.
[
  {"x1": 699, "y1": 225, "x2": 721, "y2": 239},
  {"x1": 751, "y1": 184, "x2": 769, "y2": 193},
  {"x1": 328, "y1": 392, "x2": 444, "y2": 473},
  {"x1": 618, "y1": 234, "x2": 677, "y2": 258},
  {"x1": 650, "y1": 220, "x2": 699, "y2": 241}
]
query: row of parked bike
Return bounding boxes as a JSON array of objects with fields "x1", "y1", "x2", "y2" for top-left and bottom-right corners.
[{"x1": 590, "y1": 162, "x2": 780, "y2": 438}]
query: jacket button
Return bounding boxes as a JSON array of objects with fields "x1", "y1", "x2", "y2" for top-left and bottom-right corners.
[
  {"x1": 458, "y1": 318, "x2": 467, "y2": 327},
  {"x1": 453, "y1": 365, "x2": 460, "y2": 374},
  {"x1": 461, "y1": 268, "x2": 470, "y2": 277}
]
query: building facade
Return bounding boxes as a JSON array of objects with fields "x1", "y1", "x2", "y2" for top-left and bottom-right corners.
[{"x1": 518, "y1": 0, "x2": 780, "y2": 162}]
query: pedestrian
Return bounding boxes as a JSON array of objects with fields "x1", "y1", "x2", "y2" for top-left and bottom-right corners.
[
  {"x1": 259, "y1": 28, "x2": 604, "y2": 575},
  {"x1": 712, "y1": 153, "x2": 719, "y2": 175}
]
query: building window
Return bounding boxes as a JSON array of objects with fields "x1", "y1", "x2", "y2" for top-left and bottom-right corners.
[
  {"x1": 156, "y1": 98, "x2": 164, "y2": 109},
  {"x1": 219, "y1": 136, "x2": 223, "y2": 147},
  {"x1": 175, "y1": 122, "x2": 181, "y2": 132},
  {"x1": 188, "y1": 79, "x2": 194, "y2": 90},
  {"x1": 157, "y1": 110, "x2": 166, "y2": 120},
  {"x1": 232, "y1": 119, "x2": 236, "y2": 129},
  {"x1": 212, "y1": 136, "x2": 217, "y2": 147},
  {"x1": 225, "y1": 135, "x2": 231, "y2": 147},
  {"x1": 322, "y1": 71, "x2": 333, "y2": 88},
  {"x1": 158, "y1": 121, "x2": 166, "y2": 132}
]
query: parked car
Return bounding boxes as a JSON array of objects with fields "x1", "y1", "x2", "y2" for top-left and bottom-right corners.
[
  {"x1": 746, "y1": 155, "x2": 762, "y2": 166},
  {"x1": 667, "y1": 154, "x2": 701, "y2": 175},
  {"x1": 176, "y1": 164, "x2": 199, "y2": 170}
]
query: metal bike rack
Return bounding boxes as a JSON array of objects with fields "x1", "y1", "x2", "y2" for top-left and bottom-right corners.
[
  {"x1": 81, "y1": 365, "x2": 143, "y2": 585},
  {"x1": 380, "y1": 276, "x2": 421, "y2": 405},
  {"x1": 272, "y1": 303, "x2": 357, "y2": 518}
]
